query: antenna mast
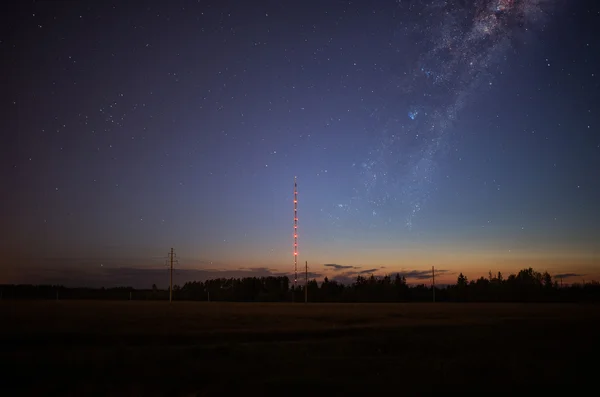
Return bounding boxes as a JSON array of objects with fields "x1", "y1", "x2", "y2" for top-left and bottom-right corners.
[{"x1": 294, "y1": 176, "x2": 298, "y2": 301}]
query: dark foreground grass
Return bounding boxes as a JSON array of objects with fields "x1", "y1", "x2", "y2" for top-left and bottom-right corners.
[{"x1": 1, "y1": 301, "x2": 598, "y2": 396}]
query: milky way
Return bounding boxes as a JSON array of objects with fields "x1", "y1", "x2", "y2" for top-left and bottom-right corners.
[{"x1": 330, "y1": 0, "x2": 556, "y2": 231}]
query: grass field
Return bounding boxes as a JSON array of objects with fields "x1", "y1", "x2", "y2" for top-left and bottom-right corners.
[{"x1": 2, "y1": 301, "x2": 598, "y2": 395}]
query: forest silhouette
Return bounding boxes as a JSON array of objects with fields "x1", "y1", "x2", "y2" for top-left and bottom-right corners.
[{"x1": 2, "y1": 267, "x2": 598, "y2": 302}]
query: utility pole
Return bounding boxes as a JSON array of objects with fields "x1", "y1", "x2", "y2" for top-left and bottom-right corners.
[
  {"x1": 169, "y1": 247, "x2": 174, "y2": 303},
  {"x1": 305, "y1": 261, "x2": 308, "y2": 303},
  {"x1": 432, "y1": 265, "x2": 435, "y2": 303}
]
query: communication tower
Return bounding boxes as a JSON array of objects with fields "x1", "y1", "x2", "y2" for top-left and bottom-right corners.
[{"x1": 294, "y1": 177, "x2": 298, "y2": 298}]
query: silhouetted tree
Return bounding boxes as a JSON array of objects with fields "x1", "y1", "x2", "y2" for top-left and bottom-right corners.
[{"x1": 2, "y1": 267, "x2": 599, "y2": 303}]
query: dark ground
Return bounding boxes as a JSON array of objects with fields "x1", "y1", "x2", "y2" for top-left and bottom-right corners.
[{"x1": 1, "y1": 301, "x2": 598, "y2": 396}]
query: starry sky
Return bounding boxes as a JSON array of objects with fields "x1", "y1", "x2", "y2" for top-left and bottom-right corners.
[{"x1": 2, "y1": 0, "x2": 599, "y2": 288}]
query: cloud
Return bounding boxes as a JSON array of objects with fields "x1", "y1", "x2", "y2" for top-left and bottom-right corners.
[
  {"x1": 328, "y1": 269, "x2": 451, "y2": 285},
  {"x1": 5, "y1": 257, "x2": 449, "y2": 288},
  {"x1": 393, "y1": 269, "x2": 451, "y2": 280},
  {"x1": 330, "y1": 275, "x2": 357, "y2": 285},
  {"x1": 238, "y1": 267, "x2": 276, "y2": 273},
  {"x1": 105, "y1": 268, "x2": 324, "y2": 289},
  {"x1": 274, "y1": 271, "x2": 322, "y2": 280},
  {"x1": 325, "y1": 268, "x2": 452, "y2": 284},
  {"x1": 15, "y1": 256, "x2": 231, "y2": 271},
  {"x1": 5, "y1": 265, "x2": 322, "y2": 289},
  {"x1": 333, "y1": 268, "x2": 378, "y2": 277},
  {"x1": 553, "y1": 273, "x2": 584, "y2": 279},
  {"x1": 326, "y1": 267, "x2": 384, "y2": 281},
  {"x1": 324, "y1": 264, "x2": 355, "y2": 270},
  {"x1": 358, "y1": 268, "x2": 378, "y2": 274}
]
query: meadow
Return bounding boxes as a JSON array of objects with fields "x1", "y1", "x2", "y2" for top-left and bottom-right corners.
[{"x1": 2, "y1": 301, "x2": 598, "y2": 395}]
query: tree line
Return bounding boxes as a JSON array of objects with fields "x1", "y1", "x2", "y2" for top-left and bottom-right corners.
[{"x1": 1, "y1": 267, "x2": 598, "y2": 302}]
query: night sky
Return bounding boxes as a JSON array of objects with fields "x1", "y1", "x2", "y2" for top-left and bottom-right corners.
[{"x1": 2, "y1": 0, "x2": 599, "y2": 288}]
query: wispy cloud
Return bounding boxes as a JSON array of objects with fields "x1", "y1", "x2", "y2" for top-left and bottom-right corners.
[
  {"x1": 6, "y1": 266, "x2": 323, "y2": 289},
  {"x1": 330, "y1": 275, "x2": 357, "y2": 285},
  {"x1": 324, "y1": 264, "x2": 356, "y2": 270},
  {"x1": 273, "y1": 271, "x2": 322, "y2": 280},
  {"x1": 328, "y1": 268, "x2": 383, "y2": 281},
  {"x1": 327, "y1": 268, "x2": 452, "y2": 284},
  {"x1": 6, "y1": 256, "x2": 451, "y2": 288},
  {"x1": 358, "y1": 268, "x2": 378, "y2": 274},
  {"x1": 553, "y1": 273, "x2": 584, "y2": 279},
  {"x1": 238, "y1": 267, "x2": 276, "y2": 273},
  {"x1": 393, "y1": 269, "x2": 450, "y2": 280}
]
